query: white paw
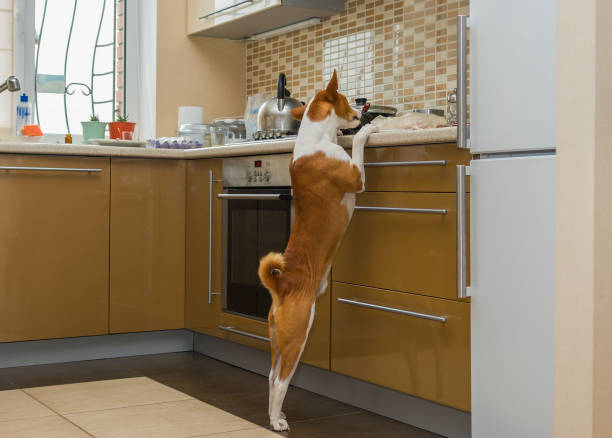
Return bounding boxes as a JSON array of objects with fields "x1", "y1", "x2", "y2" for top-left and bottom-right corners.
[
  {"x1": 271, "y1": 418, "x2": 290, "y2": 431},
  {"x1": 280, "y1": 411, "x2": 287, "y2": 420},
  {"x1": 358, "y1": 123, "x2": 379, "y2": 136}
]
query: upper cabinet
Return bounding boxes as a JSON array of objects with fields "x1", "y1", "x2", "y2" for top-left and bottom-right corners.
[{"x1": 187, "y1": 0, "x2": 344, "y2": 39}]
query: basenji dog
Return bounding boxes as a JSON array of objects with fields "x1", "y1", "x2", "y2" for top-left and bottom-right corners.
[{"x1": 258, "y1": 70, "x2": 379, "y2": 431}]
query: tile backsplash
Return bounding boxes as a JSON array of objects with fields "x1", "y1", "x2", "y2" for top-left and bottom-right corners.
[{"x1": 246, "y1": 0, "x2": 469, "y2": 113}]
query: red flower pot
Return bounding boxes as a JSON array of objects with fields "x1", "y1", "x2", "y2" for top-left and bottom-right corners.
[{"x1": 108, "y1": 121, "x2": 136, "y2": 140}]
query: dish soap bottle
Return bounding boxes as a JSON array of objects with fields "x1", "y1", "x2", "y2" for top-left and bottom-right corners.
[{"x1": 16, "y1": 93, "x2": 32, "y2": 135}]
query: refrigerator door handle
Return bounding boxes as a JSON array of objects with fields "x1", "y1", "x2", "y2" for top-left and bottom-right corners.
[
  {"x1": 457, "y1": 165, "x2": 469, "y2": 298},
  {"x1": 457, "y1": 15, "x2": 470, "y2": 149}
]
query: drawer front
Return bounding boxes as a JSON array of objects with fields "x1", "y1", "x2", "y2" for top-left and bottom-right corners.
[
  {"x1": 363, "y1": 144, "x2": 470, "y2": 192},
  {"x1": 333, "y1": 191, "x2": 469, "y2": 300},
  {"x1": 331, "y1": 282, "x2": 470, "y2": 411}
]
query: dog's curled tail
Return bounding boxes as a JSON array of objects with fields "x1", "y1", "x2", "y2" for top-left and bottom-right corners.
[{"x1": 258, "y1": 252, "x2": 285, "y2": 293}]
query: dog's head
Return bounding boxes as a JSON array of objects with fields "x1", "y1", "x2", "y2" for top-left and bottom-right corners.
[{"x1": 290, "y1": 70, "x2": 360, "y2": 130}]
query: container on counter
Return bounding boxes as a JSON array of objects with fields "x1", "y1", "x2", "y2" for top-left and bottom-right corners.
[
  {"x1": 16, "y1": 93, "x2": 32, "y2": 135},
  {"x1": 178, "y1": 123, "x2": 212, "y2": 147}
]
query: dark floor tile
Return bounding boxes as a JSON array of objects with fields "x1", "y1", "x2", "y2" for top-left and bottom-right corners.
[
  {"x1": 0, "y1": 370, "x2": 17, "y2": 390},
  {"x1": 280, "y1": 411, "x2": 443, "y2": 438},
  {"x1": 108, "y1": 351, "x2": 210, "y2": 375},
  {"x1": 2, "y1": 357, "x2": 141, "y2": 388}
]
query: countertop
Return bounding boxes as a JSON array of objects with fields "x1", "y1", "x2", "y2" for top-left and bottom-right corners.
[{"x1": 0, "y1": 127, "x2": 457, "y2": 159}]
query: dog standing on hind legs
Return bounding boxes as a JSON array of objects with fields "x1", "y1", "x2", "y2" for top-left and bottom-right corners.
[{"x1": 257, "y1": 70, "x2": 379, "y2": 432}]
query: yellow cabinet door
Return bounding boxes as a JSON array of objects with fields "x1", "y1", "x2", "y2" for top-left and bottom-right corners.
[
  {"x1": 109, "y1": 159, "x2": 186, "y2": 333},
  {"x1": 0, "y1": 155, "x2": 110, "y2": 342},
  {"x1": 331, "y1": 282, "x2": 471, "y2": 411},
  {"x1": 333, "y1": 191, "x2": 469, "y2": 300}
]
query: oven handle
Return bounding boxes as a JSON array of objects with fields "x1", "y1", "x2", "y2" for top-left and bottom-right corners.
[{"x1": 217, "y1": 193, "x2": 292, "y2": 201}]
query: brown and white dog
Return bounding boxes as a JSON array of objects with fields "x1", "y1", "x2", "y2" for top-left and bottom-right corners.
[{"x1": 258, "y1": 70, "x2": 378, "y2": 431}]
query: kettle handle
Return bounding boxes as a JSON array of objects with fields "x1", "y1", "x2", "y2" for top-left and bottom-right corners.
[{"x1": 277, "y1": 74, "x2": 286, "y2": 100}]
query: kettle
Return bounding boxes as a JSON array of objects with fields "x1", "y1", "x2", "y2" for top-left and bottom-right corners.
[{"x1": 256, "y1": 73, "x2": 304, "y2": 139}]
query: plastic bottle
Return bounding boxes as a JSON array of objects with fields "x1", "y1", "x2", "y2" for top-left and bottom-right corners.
[{"x1": 16, "y1": 93, "x2": 32, "y2": 135}]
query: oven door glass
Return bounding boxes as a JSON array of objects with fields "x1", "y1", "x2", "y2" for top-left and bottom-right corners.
[{"x1": 224, "y1": 187, "x2": 292, "y2": 319}]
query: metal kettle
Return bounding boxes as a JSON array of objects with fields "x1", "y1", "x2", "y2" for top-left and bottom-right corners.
[{"x1": 256, "y1": 73, "x2": 304, "y2": 139}]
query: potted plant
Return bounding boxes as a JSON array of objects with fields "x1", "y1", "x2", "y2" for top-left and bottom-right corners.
[
  {"x1": 108, "y1": 111, "x2": 136, "y2": 140},
  {"x1": 80, "y1": 114, "x2": 107, "y2": 144}
]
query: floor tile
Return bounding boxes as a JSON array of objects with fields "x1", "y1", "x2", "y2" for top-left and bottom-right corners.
[
  {"x1": 66, "y1": 399, "x2": 259, "y2": 438},
  {"x1": 0, "y1": 369, "x2": 17, "y2": 390},
  {"x1": 0, "y1": 389, "x2": 55, "y2": 422},
  {"x1": 0, "y1": 415, "x2": 91, "y2": 438},
  {"x1": 201, "y1": 427, "x2": 281, "y2": 437},
  {"x1": 25, "y1": 376, "x2": 191, "y2": 414}
]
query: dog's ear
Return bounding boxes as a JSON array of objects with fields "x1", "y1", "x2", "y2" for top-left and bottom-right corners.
[
  {"x1": 326, "y1": 69, "x2": 338, "y2": 99},
  {"x1": 291, "y1": 105, "x2": 306, "y2": 121}
]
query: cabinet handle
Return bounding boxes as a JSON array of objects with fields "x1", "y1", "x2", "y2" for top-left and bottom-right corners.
[
  {"x1": 354, "y1": 206, "x2": 447, "y2": 214},
  {"x1": 364, "y1": 160, "x2": 446, "y2": 167},
  {"x1": 217, "y1": 193, "x2": 292, "y2": 201},
  {"x1": 337, "y1": 298, "x2": 446, "y2": 323},
  {"x1": 457, "y1": 14, "x2": 470, "y2": 149},
  {"x1": 199, "y1": 0, "x2": 253, "y2": 19},
  {"x1": 456, "y1": 165, "x2": 468, "y2": 298},
  {"x1": 0, "y1": 166, "x2": 102, "y2": 173},
  {"x1": 218, "y1": 325, "x2": 270, "y2": 342},
  {"x1": 208, "y1": 170, "x2": 221, "y2": 304}
]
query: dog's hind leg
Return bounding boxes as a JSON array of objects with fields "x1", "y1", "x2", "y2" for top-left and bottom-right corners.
[
  {"x1": 267, "y1": 309, "x2": 285, "y2": 420},
  {"x1": 268, "y1": 300, "x2": 315, "y2": 431}
]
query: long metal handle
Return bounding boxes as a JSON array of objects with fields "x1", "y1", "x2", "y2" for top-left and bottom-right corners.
[
  {"x1": 355, "y1": 206, "x2": 447, "y2": 214},
  {"x1": 338, "y1": 298, "x2": 446, "y2": 323},
  {"x1": 457, "y1": 15, "x2": 469, "y2": 149},
  {"x1": 0, "y1": 166, "x2": 102, "y2": 173},
  {"x1": 218, "y1": 326, "x2": 270, "y2": 342},
  {"x1": 208, "y1": 170, "x2": 220, "y2": 304},
  {"x1": 199, "y1": 0, "x2": 253, "y2": 19},
  {"x1": 456, "y1": 165, "x2": 468, "y2": 298},
  {"x1": 217, "y1": 193, "x2": 292, "y2": 201},
  {"x1": 364, "y1": 160, "x2": 446, "y2": 167}
]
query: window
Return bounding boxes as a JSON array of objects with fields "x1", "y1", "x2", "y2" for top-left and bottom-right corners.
[{"x1": 34, "y1": 0, "x2": 125, "y2": 135}]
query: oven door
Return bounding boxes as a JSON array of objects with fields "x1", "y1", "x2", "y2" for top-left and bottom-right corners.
[{"x1": 220, "y1": 187, "x2": 292, "y2": 320}]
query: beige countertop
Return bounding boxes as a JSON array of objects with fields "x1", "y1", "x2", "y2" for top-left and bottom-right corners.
[{"x1": 0, "y1": 127, "x2": 457, "y2": 159}]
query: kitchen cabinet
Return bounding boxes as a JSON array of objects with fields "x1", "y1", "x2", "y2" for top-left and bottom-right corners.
[
  {"x1": 187, "y1": 0, "x2": 344, "y2": 39},
  {"x1": 109, "y1": 159, "x2": 186, "y2": 333},
  {"x1": 333, "y1": 191, "x2": 470, "y2": 301},
  {"x1": 0, "y1": 155, "x2": 110, "y2": 342},
  {"x1": 185, "y1": 158, "x2": 330, "y2": 369},
  {"x1": 331, "y1": 281, "x2": 470, "y2": 411}
]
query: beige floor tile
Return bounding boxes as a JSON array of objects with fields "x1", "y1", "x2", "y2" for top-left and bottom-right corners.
[
  {"x1": 24, "y1": 377, "x2": 191, "y2": 414},
  {"x1": 0, "y1": 389, "x2": 56, "y2": 422},
  {"x1": 66, "y1": 399, "x2": 259, "y2": 438},
  {"x1": 200, "y1": 427, "x2": 280, "y2": 437},
  {"x1": 0, "y1": 415, "x2": 91, "y2": 437}
]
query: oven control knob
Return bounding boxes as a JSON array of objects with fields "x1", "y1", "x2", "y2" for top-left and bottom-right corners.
[
  {"x1": 247, "y1": 171, "x2": 253, "y2": 183},
  {"x1": 264, "y1": 170, "x2": 271, "y2": 182}
]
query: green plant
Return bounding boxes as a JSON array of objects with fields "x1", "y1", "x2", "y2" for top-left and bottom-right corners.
[
  {"x1": 115, "y1": 110, "x2": 129, "y2": 122},
  {"x1": 89, "y1": 114, "x2": 99, "y2": 122}
]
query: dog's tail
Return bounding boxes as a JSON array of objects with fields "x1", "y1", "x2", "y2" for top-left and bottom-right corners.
[{"x1": 258, "y1": 252, "x2": 285, "y2": 294}]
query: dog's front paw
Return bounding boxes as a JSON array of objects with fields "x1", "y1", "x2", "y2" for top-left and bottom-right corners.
[{"x1": 271, "y1": 418, "x2": 290, "y2": 431}]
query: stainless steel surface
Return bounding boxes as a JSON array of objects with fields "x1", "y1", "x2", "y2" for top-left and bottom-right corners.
[
  {"x1": 355, "y1": 206, "x2": 448, "y2": 214},
  {"x1": 364, "y1": 160, "x2": 446, "y2": 167},
  {"x1": 218, "y1": 193, "x2": 292, "y2": 200},
  {"x1": 0, "y1": 166, "x2": 102, "y2": 173},
  {"x1": 222, "y1": 153, "x2": 292, "y2": 187},
  {"x1": 199, "y1": 0, "x2": 253, "y2": 19},
  {"x1": 456, "y1": 165, "x2": 468, "y2": 299},
  {"x1": 225, "y1": 136, "x2": 297, "y2": 147},
  {"x1": 0, "y1": 76, "x2": 20, "y2": 94},
  {"x1": 257, "y1": 73, "x2": 302, "y2": 135},
  {"x1": 208, "y1": 169, "x2": 221, "y2": 305},
  {"x1": 337, "y1": 298, "x2": 447, "y2": 323},
  {"x1": 218, "y1": 325, "x2": 270, "y2": 342},
  {"x1": 413, "y1": 108, "x2": 445, "y2": 118},
  {"x1": 457, "y1": 15, "x2": 469, "y2": 149},
  {"x1": 352, "y1": 98, "x2": 398, "y2": 116}
]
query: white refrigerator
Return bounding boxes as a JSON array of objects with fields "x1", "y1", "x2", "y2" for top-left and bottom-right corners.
[{"x1": 467, "y1": 0, "x2": 557, "y2": 437}]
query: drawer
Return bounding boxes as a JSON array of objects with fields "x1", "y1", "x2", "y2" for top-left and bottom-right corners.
[
  {"x1": 333, "y1": 191, "x2": 469, "y2": 300},
  {"x1": 331, "y1": 282, "x2": 470, "y2": 411},
  {"x1": 363, "y1": 144, "x2": 471, "y2": 192}
]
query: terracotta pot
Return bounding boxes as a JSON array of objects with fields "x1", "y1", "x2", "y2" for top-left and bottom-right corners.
[{"x1": 108, "y1": 121, "x2": 136, "y2": 140}]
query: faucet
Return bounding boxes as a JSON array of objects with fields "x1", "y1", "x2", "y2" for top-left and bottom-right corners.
[{"x1": 0, "y1": 76, "x2": 20, "y2": 94}]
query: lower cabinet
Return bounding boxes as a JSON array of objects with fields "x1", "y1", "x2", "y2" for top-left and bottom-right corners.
[
  {"x1": 0, "y1": 155, "x2": 110, "y2": 342},
  {"x1": 109, "y1": 158, "x2": 186, "y2": 333},
  {"x1": 331, "y1": 281, "x2": 471, "y2": 411}
]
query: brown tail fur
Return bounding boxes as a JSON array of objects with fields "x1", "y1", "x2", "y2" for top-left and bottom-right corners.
[{"x1": 258, "y1": 252, "x2": 285, "y2": 296}]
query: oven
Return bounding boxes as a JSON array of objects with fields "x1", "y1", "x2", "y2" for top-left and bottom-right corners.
[{"x1": 219, "y1": 154, "x2": 293, "y2": 320}]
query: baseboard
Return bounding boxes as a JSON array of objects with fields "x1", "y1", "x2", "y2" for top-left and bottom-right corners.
[
  {"x1": 194, "y1": 332, "x2": 471, "y2": 438},
  {"x1": 0, "y1": 330, "x2": 194, "y2": 368}
]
